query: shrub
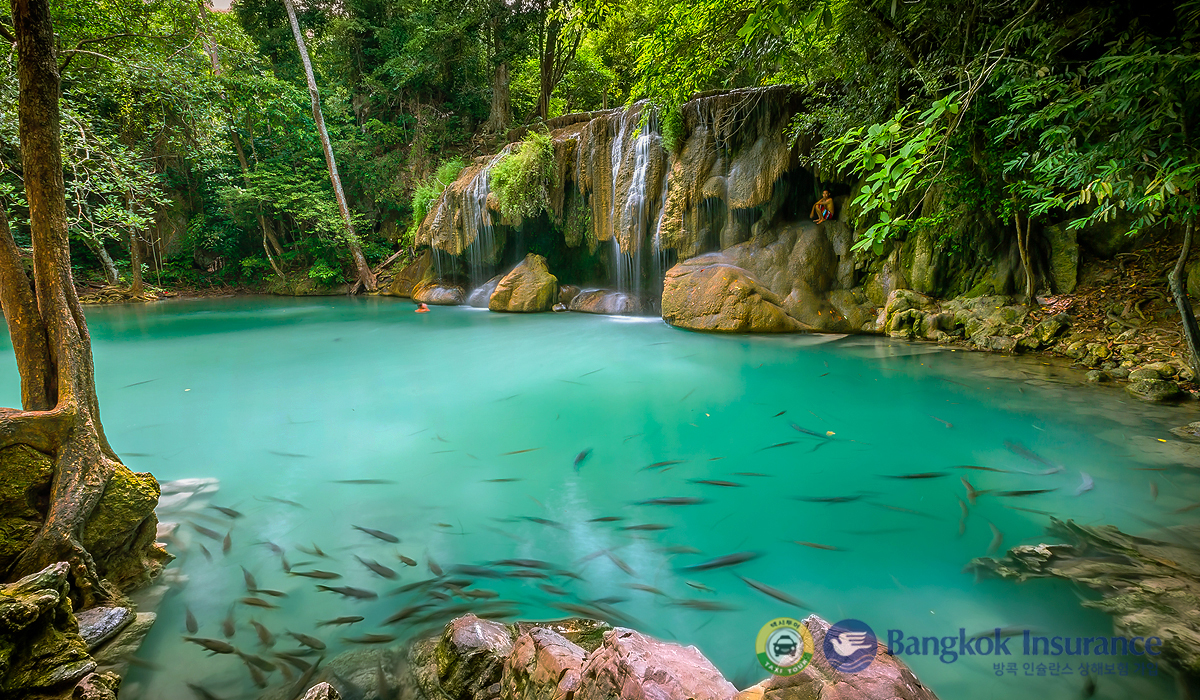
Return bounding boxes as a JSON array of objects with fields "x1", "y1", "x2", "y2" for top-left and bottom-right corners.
[
  {"x1": 490, "y1": 131, "x2": 557, "y2": 220},
  {"x1": 406, "y1": 157, "x2": 465, "y2": 244}
]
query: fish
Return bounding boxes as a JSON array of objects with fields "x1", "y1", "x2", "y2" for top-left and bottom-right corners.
[
  {"x1": 465, "y1": 589, "x2": 500, "y2": 599},
  {"x1": 344, "y1": 634, "x2": 397, "y2": 644},
  {"x1": 353, "y1": 525, "x2": 399, "y2": 543},
  {"x1": 451, "y1": 564, "x2": 503, "y2": 578},
  {"x1": 428, "y1": 555, "x2": 444, "y2": 577},
  {"x1": 244, "y1": 661, "x2": 268, "y2": 689},
  {"x1": 671, "y1": 599, "x2": 738, "y2": 612},
  {"x1": 580, "y1": 368, "x2": 604, "y2": 377},
  {"x1": 251, "y1": 588, "x2": 287, "y2": 598},
  {"x1": 1003, "y1": 505, "x2": 1054, "y2": 515},
  {"x1": 222, "y1": 531, "x2": 232, "y2": 554},
  {"x1": 998, "y1": 489, "x2": 1058, "y2": 497},
  {"x1": 659, "y1": 545, "x2": 702, "y2": 555},
  {"x1": 988, "y1": 522, "x2": 1004, "y2": 555},
  {"x1": 539, "y1": 583, "x2": 569, "y2": 596},
  {"x1": 773, "y1": 410, "x2": 786, "y2": 417},
  {"x1": 789, "y1": 423, "x2": 832, "y2": 440},
  {"x1": 259, "y1": 496, "x2": 305, "y2": 508},
  {"x1": 317, "y1": 616, "x2": 364, "y2": 627},
  {"x1": 957, "y1": 497, "x2": 969, "y2": 519},
  {"x1": 757, "y1": 441, "x2": 797, "y2": 451},
  {"x1": 589, "y1": 516, "x2": 625, "y2": 522},
  {"x1": 383, "y1": 605, "x2": 431, "y2": 625},
  {"x1": 209, "y1": 505, "x2": 243, "y2": 518},
  {"x1": 689, "y1": 480, "x2": 744, "y2": 487},
  {"x1": 1174, "y1": 502, "x2": 1200, "y2": 514},
  {"x1": 192, "y1": 524, "x2": 223, "y2": 540},
  {"x1": 287, "y1": 631, "x2": 326, "y2": 650},
  {"x1": 187, "y1": 683, "x2": 225, "y2": 700},
  {"x1": 333, "y1": 479, "x2": 396, "y2": 484},
  {"x1": 241, "y1": 567, "x2": 257, "y2": 592},
  {"x1": 290, "y1": 570, "x2": 341, "y2": 580},
  {"x1": 356, "y1": 556, "x2": 398, "y2": 579},
  {"x1": 681, "y1": 551, "x2": 760, "y2": 571},
  {"x1": 484, "y1": 478, "x2": 522, "y2": 483},
  {"x1": 268, "y1": 450, "x2": 310, "y2": 458},
  {"x1": 501, "y1": 448, "x2": 541, "y2": 455},
  {"x1": 397, "y1": 554, "x2": 418, "y2": 567},
  {"x1": 1004, "y1": 441, "x2": 1057, "y2": 468},
  {"x1": 509, "y1": 569, "x2": 549, "y2": 579},
  {"x1": 274, "y1": 651, "x2": 313, "y2": 671},
  {"x1": 240, "y1": 597, "x2": 277, "y2": 609},
  {"x1": 795, "y1": 495, "x2": 861, "y2": 503},
  {"x1": 881, "y1": 472, "x2": 948, "y2": 480},
  {"x1": 235, "y1": 650, "x2": 275, "y2": 672},
  {"x1": 641, "y1": 460, "x2": 684, "y2": 470},
  {"x1": 606, "y1": 551, "x2": 636, "y2": 576},
  {"x1": 519, "y1": 516, "x2": 564, "y2": 529},
  {"x1": 184, "y1": 607, "x2": 198, "y2": 634},
  {"x1": 961, "y1": 477, "x2": 981, "y2": 505},
  {"x1": 738, "y1": 576, "x2": 809, "y2": 608},
  {"x1": 685, "y1": 580, "x2": 715, "y2": 593},
  {"x1": 222, "y1": 607, "x2": 236, "y2": 638},
  {"x1": 636, "y1": 497, "x2": 706, "y2": 506},
  {"x1": 953, "y1": 465, "x2": 1010, "y2": 473},
  {"x1": 316, "y1": 585, "x2": 378, "y2": 599},
  {"x1": 258, "y1": 541, "x2": 284, "y2": 556},
  {"x1": 122, "y1": 379, "x2": 158, "y2": 388},
  {"x1": 791, "y1": 541, "x2": 844, "y2": 551},
  {"x1": 931, "y1": 416, "x2": 953, "y2": 428},
  {"x1": 250, "y1": 620, "x2": 275, "y2": 647},
  {"x1": 621, "y1": 523, "x2": 672, "y2": 531},
  {"x1": 296, "y1": 543, "x2": 327, "y2": 558},
  {"x1": 590, "y1": 596, "x2": 628, "y2": 605},
  {"x1": 1075, "y1": 472, "x2": 1094, "y2": 496},
  {"x1": 493, "y1": 558, "x2": 553, "y2": 569},
  {"x1": 575, "y1": 449, "x2": 593, "y2": 471},
  {"x1": 1150, "y1": 482, "x2": 1158, "y2": 501},
  {"x1": 197, "y1": 544, "x2": 212, "y2": 562},
  {"x1": 183, "y1": 637, "x2": 235, "y2": 655},
  {"x1": 627, "y1": 583, "x2": 666, "y2": 596}
]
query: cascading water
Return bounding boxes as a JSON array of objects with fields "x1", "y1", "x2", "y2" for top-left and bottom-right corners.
[{"x1": 462, "y1": 154, "x2": 504, "y2": 289}]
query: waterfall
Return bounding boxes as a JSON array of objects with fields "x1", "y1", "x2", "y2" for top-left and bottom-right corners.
[{"x1": 463, "y1": 154, "x2": 504, "y2": 289}]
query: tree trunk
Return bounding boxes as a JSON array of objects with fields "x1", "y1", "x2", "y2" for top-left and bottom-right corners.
[
  {"x1": 3, "y1": 0, "x2": 159, "y2": 606},
  {"x1": 83, "y1": 237, "x2": 118, "y2": 285},
  {"x1": 1168, "y1": 212, "x2": 1200, "y2": 380},
  {"x1": 486, "y1": 61, "x2": 510, "y2": 134},
  {"x1": 1011, "y1": 198, "x2": 1034, "y2": 304},
  {"x1": 128, "y1": 226, "x2": 143, "y2": 295},
  {"x1": 230, "y1": 127, "x2": 287, "y2": 279},
  {"x1": 282, "y1": 0, "x2": 376, "y2": 292}
]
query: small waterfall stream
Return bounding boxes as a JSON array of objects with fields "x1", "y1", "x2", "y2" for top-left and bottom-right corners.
[{"x1": 462, "y1": 154, "x2": 504, "y2": 289}]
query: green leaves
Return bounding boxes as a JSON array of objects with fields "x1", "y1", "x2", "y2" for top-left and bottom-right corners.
[{"x1": 490, "y1": 131, "x2": 558, "y2": 220}]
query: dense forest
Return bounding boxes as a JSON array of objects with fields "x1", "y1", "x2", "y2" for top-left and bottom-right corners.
[{"x1": 0, "y1": 0, "x2": 1196, "y2": 300}]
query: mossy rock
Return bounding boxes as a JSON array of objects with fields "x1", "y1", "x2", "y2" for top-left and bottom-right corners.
[
  {"x1": 0, "y1": 446, "x2": 53, "y2": 573},
  {"x1": 0, "y1": 563, "x2": 95, "y2": 693},
  {"x1": 83, "y1": 467, "x2": 163, "y2": 591}
]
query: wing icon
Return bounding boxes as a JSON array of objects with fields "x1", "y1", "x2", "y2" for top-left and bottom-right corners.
[{"x1": 830, "y1": 631, "x2": 873, "y2": 657}]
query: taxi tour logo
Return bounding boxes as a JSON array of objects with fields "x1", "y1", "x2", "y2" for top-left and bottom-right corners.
[{"x1": 756, "y1": 618, "x2": 876, "y2": 676}]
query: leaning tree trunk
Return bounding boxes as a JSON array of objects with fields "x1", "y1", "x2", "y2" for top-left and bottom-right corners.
[
  {"x1": 1168, "y1": 210, "x2": 1200, "y2": 380},
  {"x1": 282, "y1": 0, "x2": 376, "y2": 292},
  {"x1": 83, "y1": 236, "x2": 119, "y2": 285},
  {"x1": 1011, "y1": 199, "x2": 1034, "y2": 304},
  {"x1": 1, "y1": 0, "x2": 139, "y2": 606}
]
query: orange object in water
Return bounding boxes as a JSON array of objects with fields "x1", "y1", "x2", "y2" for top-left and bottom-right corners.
[{"x1": 415, "y1": 303, "x2": 429, "y2": 314}]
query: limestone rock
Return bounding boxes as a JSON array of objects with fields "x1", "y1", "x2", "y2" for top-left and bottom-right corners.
[
  {"x1": 1170, "y1": 422, "x2": 1200, "y2": 443},
  {"x1": 413, "y1": 279, "x2": 466, "y2": 305},
  {"x1": 490, "y1": 254, "x2": 558, "y2": 313},
  {"x1": 568, "y1": 290, "x2": 644, "y2": 315},
  {"x1": 502, "y1": 627, "x2": 587, "y2": 700},
  {"x1": 468, "y1": 274, "x2": 504, "y2": 308},
  {"x1": 304, "y1": 682, "x2": 342, "y2": 700},
  {"x1": 1086, "y1": 370, "x2": 1109, "y2": 383},
  {"x1": 1043, "y1": 224, "x2": 1079, "y2": 293},
  {"x1": 0, "y1": 563, "x2": 95, "y2": 694},
  {"x1": 93, "y1": 612, "x2": 156, "y2": 676},
  {"x1": 389, "y1": 250, "x2": 433, "y2": 297},
  {"x1": 73, "y1": 672, "x2": 121, "y2": 700},
  {"x1": 436, "y1": 614, "x2": 515, "y2": 700},
  {"x1": 661, "y1": 255, "x2": 807, "y2": 333},
  {"x1": 1033, "y1": 314, "x2": 1070, "y2": 344},
  {"x1": 735, "y1": 615, "x2": 938, "y2": 700},
  {"x1": 1129, "y1": 367, "x2": 1162, "y2": 381},
  {"x1": 576, "y1": 628, "x2": 736, "y2": 700},
  {"x1": 1126, "y1": 379, "x2": 1182, "y2": 403},
  {"x1": 83, "y1": 467, "x2": 166, "y2": 592},
  {"x1": 558, "y1": 285, "x2": 581, "y2": 306},
  {"x1": 76, "y1": 606, "x2": 133, "y2": 651}
]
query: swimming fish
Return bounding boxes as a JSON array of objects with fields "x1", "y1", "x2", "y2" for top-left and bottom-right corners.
[
  {"x1": 795, "y1": 495, "x2": 861, "y2": 503},
  {"x1": 317, "y1": 616, "x2": 364, "y2": 627},
  {"x1": 671, "y1": 599, "x2": 738, "y2": 612},
  {"x1": 621, "y1": 523, "x2": 672, "y2": 531},
  {"x1": 290, "y1": 570, "x2": 341, "y2": 580},
  {"x1": 1075, "y1": 472, "x2": 1094, "y2": 496},
  {"x1": 953, "y1": 465, "x2": 1010, "y2": 473},
  {"x1": 259, "y1": 496, "x2": 305, "y2": 508},
  {"x1": 397, "y1": 554, "x2": 418, "y2": 567},
  {"x1": 484, "y1": 478, "x2": 523, "y2": 483},
  {"x1": 316, "y1": 585, "x2": 377, "y2": 600},
  {"x1": 183, "y1": 637, "x2": 235, "y2": 655},
  {"x1": 240, "y1": 597, "x2": 277, "y2": 609},
  {"x1": 881, "y1": 472, "x2": 948, "y2": 480},
  {"x1": 987, "y1": 522, "x2": 1004, "y2": 555},
  {"x1": 287, "y1": 631, "x2": 326, "y2": 650},
  {"x1": 333, "y1": 479, "x2": 396, "y2": 485},
  {"x1": 689, "y1": 480, "x2": 745, "y2": 487},
  {"x1": 209, "y1": 505, "x2": 243, "y2": 518},
  {"x1": 738, "y1": 576, "x2": 809, "y2": 608},
  {"x1": 575, "y1": 449, "x2": 593, "y2": 471},
  {"x1": 192, "y1": 524, "x2": 223, "y2": 540},
  {"x1": 428, "y1": 555, "x2": 444, "y2": 577},
  {"x1": 343, "y1": 634, "x2": 396, "y2": 644},
  {"x1": 353, "y1": 525, "x2": 399, "y2": 543},
  {"x1": 241, "y1": 567, "x2": 257, "y2": 592},
  {"x1": 382, "y1": 605, "x2": 430, "y2": 625},
  {"x1": 791, "y1": 541, "x2": 844, "y2": 551},
  {"x1": 236, "y1": 650, "x2": 274, "y2": 672},
  {"x1": 681, "y1": 551, "x2": 760, "y2": 571},
  {"x1": 501, "y1": 448, "x2": 541, "y2": 455},
  {"x1": 606, "y1": 551, "x2": 636, "y2": 576},
  {"x1": 250, "y1": 620, "x2": 274, "y2": 647},
  {"x1": 641, "y1": 460, "x2": 684, "y2": 471},
  {"x1": 268, "y1": 450, "x2": 310, "y2": 458},
  {"x1": 685, "y1": 580, "x2": 715, "y2": 593},
  {"x1": 636, "y1": 497, "x2": 706, "y2": 506},
  {"x1": 627, "y1": 583, "x2": 666, "y2": 596},
  {"x1": 184, "y1": 607, "x2": 198, "y2": 634},
  {"x1": 222, "y1": 607, "x2": 236, "y2": 638},
  {"x1": 931, "y1": 416, "x2": 953, "y2": 428},
  {"x1": 296, "y1": 543, "x2": 327, "y2": 558},
  {"x1": 589, "y1": 516, "x2": 625, "y2": 522},
  {"x1": 998, "y1": 489, "x2": 1058, "y2": 497},
  {"x1": 222, "y1": 531, "x2": 232, "y2": 554},
  {"x1": 356, "y1": 556, "x2": 398, "y2": 579},
  {"x1": 758, "y1": 441, "x2": 798, "y2": 451},
  {"x1": 520, "y1": 516, "x2": 564, "y2": 529}
]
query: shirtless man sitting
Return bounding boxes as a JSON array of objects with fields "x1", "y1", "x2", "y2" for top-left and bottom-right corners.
[{"x1": 811, "y1": 190, "x2": 834, "y2": 223}]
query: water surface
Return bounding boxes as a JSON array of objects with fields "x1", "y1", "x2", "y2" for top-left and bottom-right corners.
[{"x1": 3, "y1": 297, "x2": 1195, "y2": 700}]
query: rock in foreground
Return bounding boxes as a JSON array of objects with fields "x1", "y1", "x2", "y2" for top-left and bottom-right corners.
[
  {"x1": 490, "y1": 254, "x2": 558, "y2": 312},
  {"x1": 662, "y1": 254, "x2": 808, "y2": 332}
]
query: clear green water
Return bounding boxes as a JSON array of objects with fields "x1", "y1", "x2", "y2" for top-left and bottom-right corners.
[{"x1": 2, "y1": 297, "x2": 1196, "y2": 699}]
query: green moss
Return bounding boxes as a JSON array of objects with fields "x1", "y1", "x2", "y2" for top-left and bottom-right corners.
[
  {"x1": 406, "y1": 157, "x2": 466, "y2": 246},
  {"x1": 0, "y1": 446, "x2": 53, "y2": 572},
  {"x1": 490, "y1": 131, "x2": 557, "y2": 220}
]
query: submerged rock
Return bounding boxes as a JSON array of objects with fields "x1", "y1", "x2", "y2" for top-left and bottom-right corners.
[
  {"x1": 568, "y1": 290, "x2": 645, "y2": 315},
  {"x1": 490, "y1": 254, "x2": 558, "y2": 313},
  {"x1": 969, "y1": 518, "x2": 1200, "y2": 678},
  {"x1": 1170, "y1": 421, "x2": 1200, "y2": 443},
  {"x1": 662, "y1": 254, "x2": 807, "y2": 333},
  {"x1": 1126, "y1": 378, "x2": 1182, "y2": 402},
  {"x1": 736, "y1": 615, "x2": 938, "y2": 700}
]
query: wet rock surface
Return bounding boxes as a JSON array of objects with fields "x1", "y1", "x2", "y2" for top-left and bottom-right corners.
[
  {"x1": 576, "y1": 628, "x2": 737, "y2": 700},
  {"x1": 391, "y1": 250, "x2": 434, "y2": 297},
  {"x1": 970, "y1": 518, "x2": 1200, "y2": 679},
  {"x1": 413, "y1": 279, "x2": 467, "y2": 306},
  {"x1": 0, "y1": 563, "x2": 96, "y2": 694},
  {"x1": 662, "y1": 254, "x2": 808, "y2": 332},
  {"x1": 568, "y1": 289, "x2": 645, "y2": 315},
  {"x1": 490, "y1": 254, "x2": 558, "y2": 313},
  {"x1": 469, "y1": 274, "x2": 504, "y2": 308},
  {"x1": 76, "y1": 606, "x2": 133, "y2": 651}
]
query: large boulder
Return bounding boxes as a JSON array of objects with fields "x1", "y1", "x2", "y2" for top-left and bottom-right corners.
[
  {"x1": 468, "y1": 274, "x2": 504, "y2": 308},
  {"x1": 503, "y1": 627, "x2": 587, "y2": 700},
  {"x1": 662, "y1": 254, "x2": 808, "y2": 333},
  {"x1": 389, "y1": 250, "x2": 433, "y2": 297},
  {"x1": 1043, "y1": 223, "x2": 1079, "y2": 293},
  {"x1": 435, "y1": 614, "x2": 515, "y2": 700},
  {"x1": 736, "y1": 615, "x2": 938, "y2": 700},
  {"x1": 413, "y1": 279, "x2": 467, "y2": 306},
  {"x1": 1126, "y1": 379, "x2": 1183, "y2": 403},
  {"x1": 490, "y1": 254, "x2": 558, "y2": 313},
  {"x1": 576, "y1": 628, "x2": 736, "y2": 700},
  {"x1": 568, "y1": 290, "x2": 645, "y2": 315}
]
